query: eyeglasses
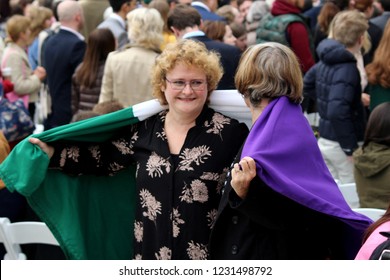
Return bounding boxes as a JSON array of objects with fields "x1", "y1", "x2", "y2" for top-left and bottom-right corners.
[{"x1": 165, "y1": 78, "x2": 206, "y2": 91}]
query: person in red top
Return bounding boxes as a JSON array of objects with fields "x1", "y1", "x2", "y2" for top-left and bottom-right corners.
[{"x1": 258, "y1": 0, "x2": 315, "y2": 74}]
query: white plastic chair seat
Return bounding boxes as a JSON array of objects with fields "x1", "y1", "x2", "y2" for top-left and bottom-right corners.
[{"x1": 0, "y1": 217, "x2": 59, "y2": 260}]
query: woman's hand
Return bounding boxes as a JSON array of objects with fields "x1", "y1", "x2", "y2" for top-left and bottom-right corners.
[
  {"x1": 29, "y1": 137, "x2": 54, "y2": 159},
  {"x1": 231, "y1": 156, "x2": 257, "y2": 199}
]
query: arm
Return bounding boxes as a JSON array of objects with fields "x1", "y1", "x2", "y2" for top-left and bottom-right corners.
[
  {"x1": 7, "y1": 53, "x2": 42, "y2": 94},
  {"x1": 28, "y1": 125, "x2": 137, "y2": 176},
  {"x1": 303, "y1": 65, "x2": 317, "y2": 101},
  {"x1": 327, "y1": 67, "x2": 362, "y2": 155}
]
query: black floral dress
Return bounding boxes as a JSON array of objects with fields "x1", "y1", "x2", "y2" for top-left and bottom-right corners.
[{"x1": 49, "y1": 106, "x2": 248, "y2": 259}]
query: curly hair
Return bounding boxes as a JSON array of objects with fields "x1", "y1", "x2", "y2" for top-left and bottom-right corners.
[
  {"x1": 235, "y1": 42, "x2": 303, "y2": 106},
  {"x1": 151, "y1": 40, "x2": 223, "y2": 105},
  {"x1": 127, "y1": 7, "x2": 163, "y2": 51}
]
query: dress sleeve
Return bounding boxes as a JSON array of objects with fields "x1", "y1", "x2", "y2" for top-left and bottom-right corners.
[{"x1": 49, "y1": 125, "x2": 138, "y2": 176}]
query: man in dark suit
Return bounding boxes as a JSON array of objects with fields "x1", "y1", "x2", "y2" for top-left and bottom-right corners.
[
  {"x1": 191, "y1": 0, "x2": 225, "y2": 21},
  {"x1": 168, "y1": 4, "x2": 241, "y2": 89},
  {"x1": 43, "y1": 0, "x2": 86, "y2": 130}
]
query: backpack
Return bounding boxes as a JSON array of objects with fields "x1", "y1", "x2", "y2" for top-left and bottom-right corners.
[
  {"x1": 256, "y1": 12, "x2": 315, "y2": 55},
  {"x1": 369, "y1": 231, "x2": 390, "y2": 260}
]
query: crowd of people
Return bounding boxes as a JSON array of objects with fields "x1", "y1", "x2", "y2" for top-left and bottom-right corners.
[{"x1": 0, "y1": 0, "x2": 389, "y2": 260}]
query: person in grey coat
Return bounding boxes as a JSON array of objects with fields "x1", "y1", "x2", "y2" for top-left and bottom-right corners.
[{"x1": 97, "y1": 0, "x2": 136, "y2": 49}]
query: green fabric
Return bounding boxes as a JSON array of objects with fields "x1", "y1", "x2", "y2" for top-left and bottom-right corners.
[
  {"x1": 0, "y1": 107, "x2": 140, "y2": 259},
  {"x1": 256, "y1": 13, "x2": 315, "y2": 56}
]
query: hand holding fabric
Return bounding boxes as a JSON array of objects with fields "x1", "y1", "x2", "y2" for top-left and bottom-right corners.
[
  {"x1": 29, "y1": 137, "x2": 54, "y2": 158},
  {"x1": 231, "y1": 156, "x2": 257, "y2": 199}
]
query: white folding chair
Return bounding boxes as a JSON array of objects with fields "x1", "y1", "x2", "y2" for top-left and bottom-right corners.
[
  {"x1": 0, "y1": 217, "x2": 59, "y2": 260},
  {"x1": 352, "y1": 208, "x2": 386, "y2": 221},
  {"x1": 338, "y1": 183, "x2": 360, "y2": 208}
]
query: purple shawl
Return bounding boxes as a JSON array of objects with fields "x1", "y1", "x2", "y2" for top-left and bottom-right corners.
[{"x1": 241, "y1": 97, "x2": 372, "y2": 257}]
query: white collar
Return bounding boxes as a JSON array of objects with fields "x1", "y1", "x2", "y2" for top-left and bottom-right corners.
[
  {"x1": 191, "y1": 2, "x2": 210, "y2": 12},
  {"x1": 110, "y1": 13, "x2": 126, "y2": 29},
  {"x1": 60, "y1": 26, "x2": 85, "y2": 41}
]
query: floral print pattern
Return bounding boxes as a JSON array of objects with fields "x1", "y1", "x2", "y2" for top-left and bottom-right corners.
[
  {"x1": 146, "y1": 152, "x2": 171, "y2": 178},
  {"x1": 51, "y1": 107, "x2": 248, "y2": 259},
  {"x1": 187, "y1": 241, "x2": 208, "y2": 260},
  {"x1": 139, "y1": 189, "x2": 162, "y2": 222}
]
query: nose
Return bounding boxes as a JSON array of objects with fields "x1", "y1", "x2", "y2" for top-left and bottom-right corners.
[{"x1": 182, "y1": 82, "x2": 193, "y2": 93}]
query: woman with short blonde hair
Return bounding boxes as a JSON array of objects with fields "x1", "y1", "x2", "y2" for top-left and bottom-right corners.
[{"x1": 152, "y1": 39, "x2": 223, "y2": 104}]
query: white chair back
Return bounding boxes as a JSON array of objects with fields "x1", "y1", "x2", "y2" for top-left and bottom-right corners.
[
  {"x1": 0, "y1": 217, "x2": 59, "y2": 260},
  {"x1": 338, "y1": 183, "x2": 360, "y2": 208},
  {"x1": 352, "y1": 208, "x2": 386, "y2": 221}
]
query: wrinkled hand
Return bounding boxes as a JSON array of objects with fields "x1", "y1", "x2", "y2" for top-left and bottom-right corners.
[
  {"x1": 29, "y1": 137, "x2": 54, "y2": 159},
  {"x1": 231, "y1": 156, "x2": 257, "y2": 199}
]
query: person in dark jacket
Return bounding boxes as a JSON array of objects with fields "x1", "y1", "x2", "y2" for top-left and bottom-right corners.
[
  {"x1": 71, "y1": 28, "x2": 116, "y2": 117},
  {"x1": 353, "y1": 102, "x2": 390, "y2": 209},
  {"x1": 43, "y1": 0, "x2": 86, "y2": 130},
  {"x1": 209, "y1": 42, "x2": 372, "y2": 260},
  {"x1": 167, "y1": 4, "x2": 241, "y2": 90},
  {"x1": 303, "y1": 10, "x2": 368, "y2": 184}
]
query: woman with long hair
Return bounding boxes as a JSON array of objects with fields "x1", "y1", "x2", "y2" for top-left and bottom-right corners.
[
  {"x1": 365, "y1": 21, "x2": 390, "y2": 111},
  {"x1": 353, "y1": 102, "x2": 390, "y2": 209},
  {"x1": 71, "y1": 28, "x2": 115, "y2": 115}
]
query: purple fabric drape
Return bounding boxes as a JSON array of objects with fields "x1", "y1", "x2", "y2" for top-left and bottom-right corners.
[{"x1": 241, "y1": 96, "x2": 372, "y2": 237}]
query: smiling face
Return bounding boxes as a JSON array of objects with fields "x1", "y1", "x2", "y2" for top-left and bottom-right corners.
[{"x1": 163, "y1": 62, "x2": 208, "y2": 118}]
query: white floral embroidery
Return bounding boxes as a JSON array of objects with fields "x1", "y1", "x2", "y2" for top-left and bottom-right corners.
[
  {"x1": 155, "y1": 247, "x2": 172, "y2": 260},
  {"x1": 59, "y1": 147, "x2": 79, "y2": 167},
  {"x1": 191, "y1": 180, "x2": 208, "y2": 203},
  {"x1": 187, "y1": 241, "x2": 208, "y2": 260},
  {"x1": 156, "y1": 128, "x2": 166, "y2": 141},
  {"x1": 88, "y1": 145, "x2": 101, "y2": 166},
  {"x1": 140, "y1": 189, "x2": 162, "y2": 222},
  {"x1": 112, "y1": 136, "x2": 134, "y2": 155},
  {"x1": 134, "y1": 221, "x2": 143, "y2": 242},
  {"x1": 204, "y1": 112, "x2": 231, "y2": 136},
  {"x1": 171, "y1": 208, "x2": 185, "y2": 238},
  {"x1": 109, "y1": 162, "x2": 124, "y2": 175},
  {"x1": 179, "y1": 180, "x2": 208, "y2": 203},
  {"x1": 200, "y1": 172, "x2": 220, "y2": 181},
  {"x1": 207, "y1": 209, "x2": 218, "y2": 229},
  {"x1": 178, "y1": 146, "x2": 212, "y2": 171},
  {"x1": 146, "y1": 152, "x2": 171, "y2": 178}
]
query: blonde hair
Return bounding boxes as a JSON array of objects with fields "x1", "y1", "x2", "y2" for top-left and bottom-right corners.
[
  {"x1": 5, "y1": 15, "x2": 31, "y2": 43},
  {"x1": 328, "y1": 10, "x2": 369, "y2": 48},
  {"x1": 28, "y1": 5, "x2": 53, "y2": 38},
  {"x1": 151, "y1": 40, "x2": 223, "y2": 105},
  {"x1": 235, "y1": 42, "x2": 303, "y2": 105},
  {"x1": 127, "y1": 7, "x2": 164, "y2": 51}
]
